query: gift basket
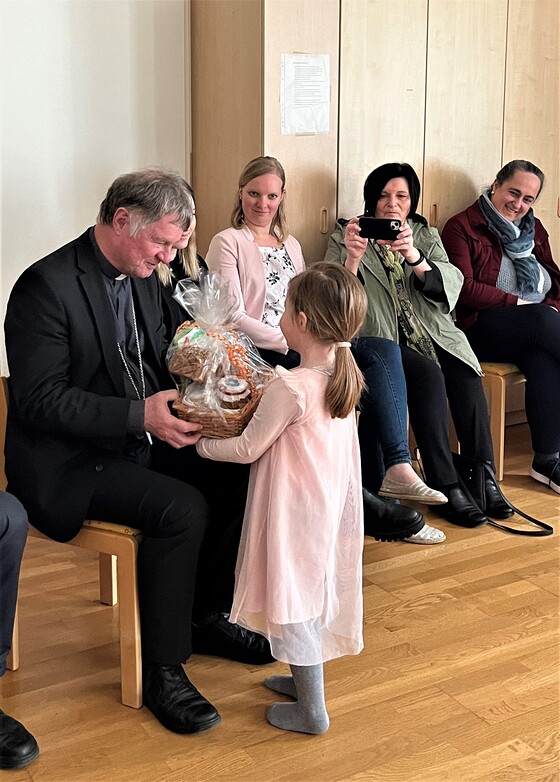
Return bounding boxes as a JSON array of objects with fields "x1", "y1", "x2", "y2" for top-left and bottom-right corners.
[{"x1": 167, "y1": 272, "x2": 274, "y2": 438}]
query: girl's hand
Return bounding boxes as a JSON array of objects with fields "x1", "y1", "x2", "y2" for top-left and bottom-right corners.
[{"x1": 344, "y1": 217, "x2": 368, "y2": 270}]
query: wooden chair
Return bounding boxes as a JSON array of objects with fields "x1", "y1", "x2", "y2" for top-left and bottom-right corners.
[
  {"x1": 1, "y1": 377, "x2": 143, "y2": 708},
  {"x1": 480, "y1": 362, "x2": 525, "y2": 482}
]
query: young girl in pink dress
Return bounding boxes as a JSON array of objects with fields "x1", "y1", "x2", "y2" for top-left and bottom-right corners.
[{"x1": 196, "y1": 262, "x2": 367, "y2": 735}]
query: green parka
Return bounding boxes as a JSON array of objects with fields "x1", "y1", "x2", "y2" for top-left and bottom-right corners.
[{"x1": 325, "y1": 219, "x2": 482, "y2": 376}]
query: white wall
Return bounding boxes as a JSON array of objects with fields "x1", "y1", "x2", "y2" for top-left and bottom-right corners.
[{"x1": 0, "y1": 0, "x2": 188, "y2": 372}]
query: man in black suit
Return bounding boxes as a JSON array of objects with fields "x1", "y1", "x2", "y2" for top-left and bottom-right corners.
[{"x1": 3, "y1": 169, "x2": 271, "y2": 735}]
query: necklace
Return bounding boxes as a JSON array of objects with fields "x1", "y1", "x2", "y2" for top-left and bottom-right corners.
[
  {"x1": 116, "y1": 293, "x2": 153, "y2": 445},
  {"x1": 116, "y1": 294, "x2": 146, "y2": 401}
]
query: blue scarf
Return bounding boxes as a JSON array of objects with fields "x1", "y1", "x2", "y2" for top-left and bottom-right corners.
[{"x1": 478, "y1": 191, "x2": 540, "y2": 295}]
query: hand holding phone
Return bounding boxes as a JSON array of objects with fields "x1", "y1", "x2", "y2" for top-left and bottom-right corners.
[{"x1": 358, "y1": 216, "x2": 402, "y2": 240}]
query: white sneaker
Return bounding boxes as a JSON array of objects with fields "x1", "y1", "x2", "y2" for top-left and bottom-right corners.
[{"x1": 530, "y1": 459, "x2": 560, "y2": 494}]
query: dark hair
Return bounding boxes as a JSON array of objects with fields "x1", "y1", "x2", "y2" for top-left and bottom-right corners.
[
  {"x1": 286, "y1": 262, "x2": 367, "y2": 419},
  {"x1": 98, "y1": 168, "x2": 195, "y2": 235},
  {"x1": 231, "y1": 156, "x2": 288, "y2": 242},
  {"x1": 495, "y1": 160, "x2": 545, "y2": 196},
  {"x1": 363, "y1": 162, "x2": 427, "y2": 226}
]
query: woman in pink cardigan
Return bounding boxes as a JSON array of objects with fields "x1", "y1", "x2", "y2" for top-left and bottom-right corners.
[{"x1": 206, "y1": 156, "x2": 304, "y2": 369}]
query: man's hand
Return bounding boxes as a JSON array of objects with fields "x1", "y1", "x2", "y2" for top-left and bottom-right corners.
[{"x1": 144, "y1": 389, "x2": 203, "y2": 448}]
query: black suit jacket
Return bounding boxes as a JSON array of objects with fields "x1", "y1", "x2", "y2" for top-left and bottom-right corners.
[{"x1": 4, "y1": 229, "x2": 172, "y2": 541}]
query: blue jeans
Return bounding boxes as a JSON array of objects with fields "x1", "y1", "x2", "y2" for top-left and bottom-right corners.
[{"x1": 352, "y1": 337, "x2": 410, "y2": 493}]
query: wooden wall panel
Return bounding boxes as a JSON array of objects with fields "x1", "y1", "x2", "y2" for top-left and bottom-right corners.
[
  {"x1": 338, "y1": 0, "x2": 427, "y2": 220},
  {"x1": 503, "y1": 0, "x2": 560, "y2": 254}
]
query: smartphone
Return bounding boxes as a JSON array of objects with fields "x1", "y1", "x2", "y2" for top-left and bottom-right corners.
[{"x1": 358, "y1": 216, "x2": 402, "y2": 240}]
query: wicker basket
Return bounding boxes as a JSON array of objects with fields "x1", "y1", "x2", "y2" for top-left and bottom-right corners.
[{"x1": 173, "y1": 391, "x2": 262, "y2": 438}]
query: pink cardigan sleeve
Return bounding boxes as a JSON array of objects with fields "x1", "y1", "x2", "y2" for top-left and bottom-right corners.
[{"x1": 206, "y1": 229, "x2": 305, "y2": 353}]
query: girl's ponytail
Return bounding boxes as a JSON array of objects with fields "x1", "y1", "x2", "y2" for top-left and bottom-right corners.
[{"x1": 327, "y1": 343, "x2": 365, "y2": 419}]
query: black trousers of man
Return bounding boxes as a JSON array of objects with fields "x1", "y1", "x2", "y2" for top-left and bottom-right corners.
[{"x1": 87, "y1": 445, "x2": 249, "y2": 665}]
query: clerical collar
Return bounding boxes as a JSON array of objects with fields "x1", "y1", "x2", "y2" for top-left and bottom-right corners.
[{"x1": 89, "y1": 227, "x2": 129, "y2": 280}]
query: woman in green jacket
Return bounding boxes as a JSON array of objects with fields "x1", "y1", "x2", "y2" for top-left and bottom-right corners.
[{"x1": 325, "y1": 162, "x2": 510, "y2": 527}]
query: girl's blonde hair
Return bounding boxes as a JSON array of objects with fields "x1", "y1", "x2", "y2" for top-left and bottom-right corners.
[
  {"x1": 156, "y1": 235, "x2": 200, "y2": 288},
  {"x1": 287, "y1": 262, "x2": 367, "y2": 419},
  {"x1": 230, "y1": 156, "x2": 288, "y2": 243},
  {"x1": 156, "y1": 181, "x2": 199, "y2": 287}
]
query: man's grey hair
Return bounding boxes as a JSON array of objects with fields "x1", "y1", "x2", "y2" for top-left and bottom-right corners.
[{"x1": 97, "y1": 168, "x2": 195, "y2": 235}]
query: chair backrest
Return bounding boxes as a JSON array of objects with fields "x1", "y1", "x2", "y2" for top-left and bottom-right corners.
[{"x1": 0, "y1": 377, "x2": 8, "y2": 491}]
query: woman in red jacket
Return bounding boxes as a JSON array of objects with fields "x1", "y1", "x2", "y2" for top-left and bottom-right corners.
[{"x1": 442, "y1": 160, "x2": 560, "y2": 495}]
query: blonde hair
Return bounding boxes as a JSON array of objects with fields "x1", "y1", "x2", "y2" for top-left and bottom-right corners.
[
  {"x1": 155, "y1": 180, "x2": 199, "y2": 287},
  {"x1": 230, "y1": 156, "x2": 288, "y2": 242},
  {"x1": 156, "y1": 231, "x2": 200, "y2": 287},
  {"x1": 287, "y1": 262, "x2": 367, "y2": 419}
]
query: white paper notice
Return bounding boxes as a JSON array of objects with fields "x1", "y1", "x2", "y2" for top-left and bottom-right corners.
[{"x1": 281, "y1": 53, "x2": 330, "y2": 135}]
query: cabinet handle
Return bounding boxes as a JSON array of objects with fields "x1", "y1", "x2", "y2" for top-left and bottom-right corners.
[
  {"x1": 320, "y1": 208, "x2": 329, "y2": 235},
  {"x1": 430, "y1": 204, "x2": 438, "y2": 227},
  {"x1": 557, "y1": 196, "x2": 560, "y2": 219}
]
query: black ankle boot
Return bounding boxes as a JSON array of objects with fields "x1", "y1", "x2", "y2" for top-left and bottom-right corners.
[
  {"x1": 432, "y1": 486, "x2": 487, "y2": 528},
  {"x1": 362, "y1": 487, "x2": 424, "y2": 541}
]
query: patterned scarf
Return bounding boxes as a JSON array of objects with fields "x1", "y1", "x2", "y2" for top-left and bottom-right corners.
[
  {"x1": 378, "y1": 245, "x2": 439, "y2": 364},
  {"x1": 478, "y1": 191, "x2": 541, "y2": 295}
]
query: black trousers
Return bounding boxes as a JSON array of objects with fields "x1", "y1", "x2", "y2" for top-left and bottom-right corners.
[
  {"x1": 401, "y1": 344, "x2": 494, "y2": 487},
  {"x1": 87, "y1": 445, "x2": 249, "y2": 665},
  {"x1": 0, "y1": 492, "x2": 28, "y2": 677},
  {"x1": 466, "y1": 304, "x2": 560, "y2": 454}
]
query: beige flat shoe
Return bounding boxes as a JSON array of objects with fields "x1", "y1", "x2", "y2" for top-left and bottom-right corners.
[{"x1": 378, "y1": 476, "x2": 447, "y2": 505}]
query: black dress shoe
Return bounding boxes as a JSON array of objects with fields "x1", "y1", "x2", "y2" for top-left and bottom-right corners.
[
  {"x1": 484, "y1": 477, "x2": 514, "y2": 519},
  {"x1": 192, "y1": 613, "x2": 275, "y2": 665},
  {"x1": 362, "y1": 487, "x2": 424, "y2": 541},
  {"x1": 0, "y1": 709, "x2": 39, "y2": 770},
  {"x1": 143, "y1": 663, "x2": 221, "y2": 734},
  {"x1": 432, "y1": 486, "x2": 487, "y2": 528}
]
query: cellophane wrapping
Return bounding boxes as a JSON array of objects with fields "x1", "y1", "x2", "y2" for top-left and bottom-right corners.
[{"x1": 167, "y1": 272, "x2": 274, "y2": 438}]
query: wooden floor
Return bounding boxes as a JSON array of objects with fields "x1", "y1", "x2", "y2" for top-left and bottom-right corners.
[{"x1": 2, "y1": 423, "x2": 559, "y2": 782}]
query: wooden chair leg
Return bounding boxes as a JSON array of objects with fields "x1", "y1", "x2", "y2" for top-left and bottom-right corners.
[
  {"x1": 99, "y1": 553, "x2": 118, "y2": 606},
  {"x1": 72, "y1": 528, "x2": 142, "y2": 708},
  {"x1": 114, "y1": 537, "x2": 142, "y2": 708},
  {"x1": 483, "y1": 373, "x2": 506, "y2": 481},
  {"x1": 7, "y1": 602, "x2": 19, "y2": 671}
]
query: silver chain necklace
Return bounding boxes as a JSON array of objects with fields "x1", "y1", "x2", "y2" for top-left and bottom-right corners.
[{"x1": 116, "y1": 294, "x2": 146, "y2": 401}]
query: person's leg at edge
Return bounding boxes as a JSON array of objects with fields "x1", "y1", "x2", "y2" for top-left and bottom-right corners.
[
  {"x1": 0, "y1": 492, "x2": 40, "y2": 769},
  {"x1": 267, "y1": 664, "x2": 329, "y2": 735},
  {"x1": 87, "y1": 460, "x2": 221, "y2": 734}
]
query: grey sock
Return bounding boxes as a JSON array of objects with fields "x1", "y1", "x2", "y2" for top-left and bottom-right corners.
[
  {"x1": 264, "y1": 675, "x2": 297, "y2": 699},
  {"x1": 266, "y1": 664, "x2": 329, "y2": 735}
]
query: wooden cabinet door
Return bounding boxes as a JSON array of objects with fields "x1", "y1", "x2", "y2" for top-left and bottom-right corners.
[
  {"x1": 263, "y1": 0, "x2": 340, "y2": 264},
  {"x1": 422, "y1": 0, "x2": 508, "y2": 232},
  {"x1": 338, "y1": 0, "x2": 427, "y2": 221},
  {"x1": 503, "y1": 0, "x2": 560, "y2": 254}
]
